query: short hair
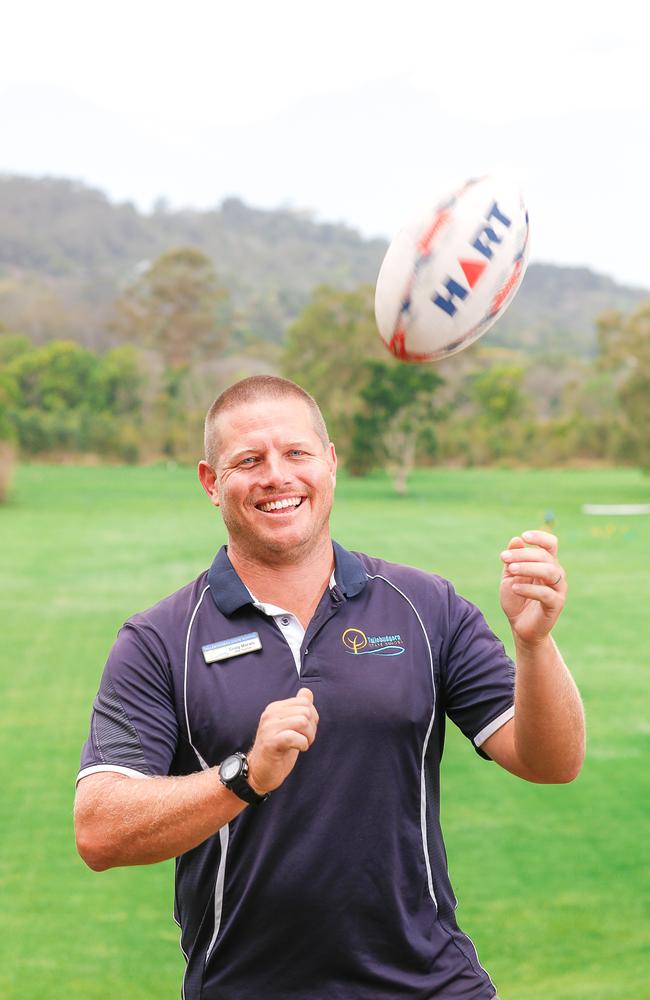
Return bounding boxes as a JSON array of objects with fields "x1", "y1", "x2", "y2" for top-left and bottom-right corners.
[{"x1": 204, "y1": 375, "x2": 329, "y2": 467}]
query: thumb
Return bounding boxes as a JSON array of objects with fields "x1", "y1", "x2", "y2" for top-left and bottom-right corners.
[
  {"x1": 297, "y1": 687, "x2": 314, "y2": 703},
  {"x1": 507, "y1": 536, "x2": 526, "y2": 550}
]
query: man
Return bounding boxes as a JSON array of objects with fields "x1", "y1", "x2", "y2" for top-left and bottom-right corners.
[{"x1": 75, "y1": 375, "x2": 585, "y2": 1000}]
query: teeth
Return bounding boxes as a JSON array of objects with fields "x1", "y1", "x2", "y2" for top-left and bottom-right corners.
[{"x1": 258, "y1": 497, "x2": 302, "y2": 512}]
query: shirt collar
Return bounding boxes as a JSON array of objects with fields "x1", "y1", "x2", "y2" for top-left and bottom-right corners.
[
  {"x1": 332, "y1": 540, "x2": 368, "y2": 598},
  {"x1": 207, "y1": 540, "x2": 367, "y2": 616}
]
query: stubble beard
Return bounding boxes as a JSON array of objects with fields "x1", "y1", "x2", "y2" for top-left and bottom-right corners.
[{"x1": 221, "y1": 493, "x2": 334, "y2": 567}]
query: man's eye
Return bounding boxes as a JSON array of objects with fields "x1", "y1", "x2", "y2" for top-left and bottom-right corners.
[
  {"x1": 240, "y1": 456, "x2": 257, "y2": 465},
  {"x1": 289, "y1": 450, "x2": 304, "y2": 457}
]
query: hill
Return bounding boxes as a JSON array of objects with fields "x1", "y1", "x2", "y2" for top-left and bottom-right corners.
[{"x1": 0, "y1": 174, "x2": 647, "y2": 355}]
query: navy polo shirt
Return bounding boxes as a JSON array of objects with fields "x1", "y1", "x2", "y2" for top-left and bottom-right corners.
[{"x1": 79, "y1": 542, "x2": 515, "y2": 1000}]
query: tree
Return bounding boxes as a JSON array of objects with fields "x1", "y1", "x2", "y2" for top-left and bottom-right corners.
[
  {"x1": 3, "y1": 338, "x2": 143, "y2": 460},
  {"x1": 0, "y1": 330, "x2": 32, "y2": 364},
  {"x1": 91, "y1": 345, "x2": 143, "y2": 416},
  {"x1": 0, "y1": 329, "x2": 19, "y2": 501},
  {"x1": 282, "y1": 285, "x2": 385, "y2": 462},
  {"x1": 8, "y1": 339, "x2": 98, "y2": 412},
  {"x1": 597, "y1": 302, "x2": 650, "y2": 469},
  {"x1": 466, "y1": 353, "x2": 536, "y2": 464},
  {"x1": 112, "y1": 247, "x2": 231, "y2": 459},
  {"x1": 471, "y1": 363, "x2": 526, "y2": 423},
  {"x1": 350, "y1": 360, "x2": 443, "y2": 494},
  {"x1": 112, "y1": 247, "x2": 230, "y2": 370}
]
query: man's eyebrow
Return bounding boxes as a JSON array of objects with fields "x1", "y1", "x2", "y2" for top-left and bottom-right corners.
[
  {"x1": 226, "y1": 440, "x2": 315, "y2": 463},
  {"x1": 221, "y1": 447, "x2": 261, "y2": 467},
  {"x1": 284, "y1": 440, "x2": 316, "y2": 450}
]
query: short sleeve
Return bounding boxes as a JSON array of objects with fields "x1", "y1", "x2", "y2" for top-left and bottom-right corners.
[
  {"x1": 441, "y1": 584, "x2": 515, "y2": 758},
  {"x1": 77, "y1": 621, "x2": 179, "y2": 782}
]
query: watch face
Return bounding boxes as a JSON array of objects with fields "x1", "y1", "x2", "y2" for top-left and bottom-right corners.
[{"x1": 220, "y1": 755, "x2": 243, "y2": 783}]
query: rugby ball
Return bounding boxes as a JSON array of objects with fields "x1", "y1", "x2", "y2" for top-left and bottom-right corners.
[{"x1": 375, "y1": 176, "x2": 530, "y2": 363}]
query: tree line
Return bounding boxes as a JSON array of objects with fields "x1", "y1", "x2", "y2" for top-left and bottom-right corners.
[{"x1": 1, "y1": 245, "x2": 648, "y2": 500}]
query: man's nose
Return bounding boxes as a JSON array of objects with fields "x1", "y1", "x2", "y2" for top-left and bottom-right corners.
[{"x1": 258, "y1": 453, "x2": 291, "y2": 487}]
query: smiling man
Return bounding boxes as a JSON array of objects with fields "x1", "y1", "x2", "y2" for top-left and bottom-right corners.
[{"x1": 74, "y1": 375, "x2": 585, "y2": 1000}]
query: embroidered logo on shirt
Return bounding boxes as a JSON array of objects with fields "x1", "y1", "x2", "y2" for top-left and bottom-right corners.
[{"x1": 342, "y1": 627, "x2": 405, "y2": 656}]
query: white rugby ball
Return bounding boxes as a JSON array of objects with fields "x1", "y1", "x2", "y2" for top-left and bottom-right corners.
[{"x1": 375, "y1": 176, "x2": 530, "y2": 362}]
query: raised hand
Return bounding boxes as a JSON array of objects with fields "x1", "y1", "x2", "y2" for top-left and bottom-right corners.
[{"x1": 499, "y1": 530, "x2": 567, "y2": 646}]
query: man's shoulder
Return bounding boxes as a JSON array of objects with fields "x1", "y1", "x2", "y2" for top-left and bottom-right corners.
[
  {"x1": 99, "y1": 570, "x2": 214, "y2": 686},
  {"x1": 351, "y1": 550, "x2": 451, "y2": 602},
  {"x1": 126, "y1": 569, "x2": 212, "y2": 635}
]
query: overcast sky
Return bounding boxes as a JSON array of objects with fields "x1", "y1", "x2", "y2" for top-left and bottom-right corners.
[{"x1": 1, "y1": 0, "x2": 649, "y2": 287}]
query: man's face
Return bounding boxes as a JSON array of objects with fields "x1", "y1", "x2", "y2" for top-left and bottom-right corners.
[{"x1": 200, "y1": 396, "x2": 337, "y2": 564}]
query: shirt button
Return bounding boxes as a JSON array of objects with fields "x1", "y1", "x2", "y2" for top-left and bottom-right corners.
[{"x1": 280, "y1": 616, "x2": 291, "y2": 626}]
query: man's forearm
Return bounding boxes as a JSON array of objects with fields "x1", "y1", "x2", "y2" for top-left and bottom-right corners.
[
  {"x1": 513, "y1": 635, "x2": 585, "y2": 782},
  {"x1": 74, "y1": 769, "x2": 247, "y2": 870}
]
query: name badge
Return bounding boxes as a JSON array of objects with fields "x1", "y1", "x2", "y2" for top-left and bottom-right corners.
[{"x1": 202, "y1": 632, "x2": 262, "y2": 664}]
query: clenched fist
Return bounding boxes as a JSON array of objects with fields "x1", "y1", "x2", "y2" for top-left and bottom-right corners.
[{"x1": 247, "y1": 688, "x2": 319, "y2": 795}]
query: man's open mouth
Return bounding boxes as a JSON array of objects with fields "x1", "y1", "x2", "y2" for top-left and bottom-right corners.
[{"x1": 256, "y1": 497, "x2": 304, "y2": 513}]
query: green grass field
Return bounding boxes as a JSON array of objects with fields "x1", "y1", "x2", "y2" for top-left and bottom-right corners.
[{"x1": 1, "y1": 465, "x2": 648, "y2": 999}]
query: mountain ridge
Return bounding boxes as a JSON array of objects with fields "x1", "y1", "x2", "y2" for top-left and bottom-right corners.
[{"x1": 0, "y1": 174, "x2": 647, "y2": 355}]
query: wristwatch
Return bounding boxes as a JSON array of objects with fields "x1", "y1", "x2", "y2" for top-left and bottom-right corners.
[{"x1": 219, "y1": 752, "x2": 269, "y2": 805}]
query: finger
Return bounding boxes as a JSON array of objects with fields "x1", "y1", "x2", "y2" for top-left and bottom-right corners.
[
  {"x1": 502, "y1": 547, "x2": 555, "y2": 565},
  {"x1": 511, "y1": 581, "x2": 564, "y2": 603},
  {"x1": 521, "y1": 530, "x2": 558, "y2": 555},
  {"x1": 265, "y1": 711, "x2": 317, "y2": 735},
  {"x1": 263, "y1": 696, "x2": 306, "y2": 715},
  {"x1": 501, "y1": 538, "x2": 526, "y2": 572},
  {"x1": 263, "y1": 691, "x2": 315, "y2": 715},
  {"x1": 274, "y1": 730, "x2": 311, "y2": 753},
  {"x1": 260, "y1": 710, "x2": 319, "y2": 742},
  {"x1": 302, "y1": 721, "x2": 318, "y2": 746},
  {"x1": 291, "y1": 709, "x2": 319, "y2": 732},
  {"x1": 504, "y1": 561, "x2": 563, "y2": 581}
]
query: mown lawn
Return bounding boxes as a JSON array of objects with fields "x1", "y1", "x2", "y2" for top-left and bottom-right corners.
[{"x1": 1, "y1": 464, "x2": 648, "y2": 999}]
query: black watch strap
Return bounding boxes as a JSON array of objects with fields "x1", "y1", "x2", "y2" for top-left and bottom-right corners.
[{"x1": 219, "y1": 752, "x2": 269, "y2": 805}]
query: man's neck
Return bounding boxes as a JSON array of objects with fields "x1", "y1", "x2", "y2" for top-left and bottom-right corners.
[{"x1": 227, "y1": 537, "x2": 335, "y2": 630}]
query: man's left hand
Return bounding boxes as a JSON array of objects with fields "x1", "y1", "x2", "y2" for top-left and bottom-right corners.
[{"x1": 499, "y1": 530, "x2": 567, "y2": 647}]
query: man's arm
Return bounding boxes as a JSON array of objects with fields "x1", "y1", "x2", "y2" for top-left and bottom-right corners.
[
  {"x1": 74, "y1": 768, "x2": 246, "y2": 870},
  {"x1": 74, "y1": 688, "x2": 318, "y2": 870},
  {"x1": 482, "y1": 530, "x2": 585, "y2": 784},
  {"x1": 482, "y1": 636, "x2": 584, "y2": 782}
]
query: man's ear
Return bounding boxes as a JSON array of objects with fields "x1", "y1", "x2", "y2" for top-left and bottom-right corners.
[
  {"x1": 198, "y1": 461, "x2": 220, "y2": 506},
  {"x1": 328, "y1": 442, "x2": 337, "y2": 486}
]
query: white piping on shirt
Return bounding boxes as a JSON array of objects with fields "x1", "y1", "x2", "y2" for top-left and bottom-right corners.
[
  {"x1": 183, "y1": 585, "x2": 211, "y2": 771},
  {"x1": 181, "y1": 583, "x2": 214, "y2": 999},
  {"x1": 473, "y1": 706, "x2": 515, "y2": 748},
  {"x1": 75, "y1": 763, "x2": 149, "y2": 785},
  {"x1": 205, "y1": 825, "x2": 230, "y2": 964},
  {"x1": 366, "y1": 573, "x2": 438, "y2": 912}
]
